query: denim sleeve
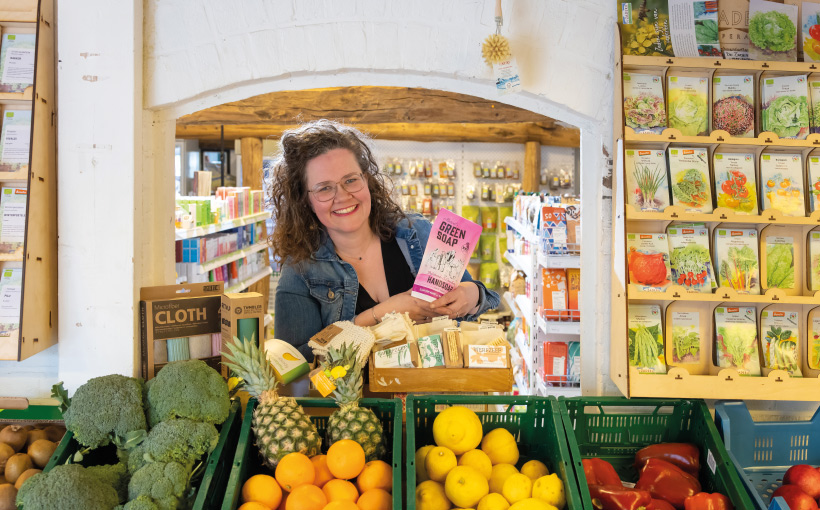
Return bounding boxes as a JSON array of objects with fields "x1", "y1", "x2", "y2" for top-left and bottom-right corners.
[
  {"x1": 459, "y1": 270, "x2": 501, "y2": 322},
  {"x1": 274, "y1": 262, "x2": 320, "y2": 362}
]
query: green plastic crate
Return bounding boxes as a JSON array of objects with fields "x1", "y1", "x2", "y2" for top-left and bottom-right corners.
[
  {"x1": 406, "y1": 394, "x2": 585, "y2": 510},
  {"x1": 44, "y1": 399, "x2": 242, "y2": 510},
  {"x1": 221, "y1": 397, "x2": 403, "y2": 510},
  {"x1": 558, "y1": 396, "x2": 756, "y2": 510}
]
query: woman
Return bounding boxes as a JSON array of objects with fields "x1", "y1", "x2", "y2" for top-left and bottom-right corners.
[{"x1": 270, "y1": 120, "x2": 500, "y2": 360}]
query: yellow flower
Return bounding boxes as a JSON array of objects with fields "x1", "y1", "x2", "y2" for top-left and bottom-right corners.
[{"x1": 330, "y1": 365, "x2": 347, "y2": 379}]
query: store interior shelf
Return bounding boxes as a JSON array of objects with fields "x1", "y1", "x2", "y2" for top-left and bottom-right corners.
[
  {"x1": 625, "y1": 204, "x2": 820, "y2": 226},
  {"x1": 514, "y1": 294, "x2": 534, "y2": 321},
  {"x1": 175, "y1": 211, "x2": 271, "y2": 240},
  {"x1": 224, "y1": 266, "x2": 273, "y2": 294},
  {"x1": 513, "y1": 371, "x2": 527, "y2": 393},
  {"x1": 504, "y1": 217, "x2": 538, "y2": 244},
  {"x1": 536, "y1": 380, "x2": 581, "y2": 397},
  {"x1": 623, "y1": 54, "x2": 820, "y2": 72},
  {"x1": 628, "y1": 285, "x2": 820, "y2": 304},
  {"x1": 504, "y1": 251, "x2": 532, "y2": 278},
  {"x1": 623, "y1": 126, "x2": 820, "y2": 148},
  {"x1": 537, "y1": 251, "x2": 580, "y2": 269},
  {"x1": 537, "y1": 316, "x2": 580, "y2": 335},
  {"x1": 515, "y1": 330, "x2": 532, "y2": 370},
  {"x1": 198, "y1": 241, "x2": 269, "y2": 273}
]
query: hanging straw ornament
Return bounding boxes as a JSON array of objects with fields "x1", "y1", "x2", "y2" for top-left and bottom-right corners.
[{"x1": 482, "y1": 0, "x2": 511, "y2": 65}]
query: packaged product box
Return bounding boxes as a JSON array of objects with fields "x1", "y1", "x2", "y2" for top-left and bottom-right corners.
[
  {"x1": 625, "y1": 148, "x2": 670, "y2": 212},
  {"x1": 373, "y1": 340, "x2": 419, "y2": 368},
  {"x1": 0, "y1": 187, "x2": 25, "y2": 256},
  {"x1": 565, "y1": 203, "x2": 580, "y2": 249},
  {"x1": 760, "y1": 225, "x2": 802, "y2": 295},
  {"x1": 668, "y1": 147, "x2": 714, "y2": 213},
  {"x1": 749, "y1": 0, "x2": 799, "y2": 61},
  {"x1": 665, "y1": 302, "x2": 709, "y2": 375},
  {"x1": 714, "y1": 228, "x2": 761, "y2": 294},
  {"x1": 667, "y1": 74, "x2": 709, "y2": 136},
  {"x1": 761, "y1": 75, "x2": 809, "y2": 139},
  {"x1": 714, "y1": 306, "x2": 762, "y2": 376},
  {"x1": 760, "y1": 152, "x2": 806, "y2": 216},
  {"x1": 541, "y1": 268, "x2": 568, "y2": 320},
  {"x1": 667, "y1": 224, "x2": 716, "y2": 293},
  {"x1": 139, "y1": 282, "x2": 224, "y2": 380},
  {"x1": 542, "y1": 341, "x2": 568, "y2": 383},
  {"x1": 808, "y1": 231, "x2": 820, "y2": 291},
  {"x1": 441, "y1": 328, "x2": 464, "y2": 368},
  {"x1": 463, "y1": 344, "x2": 508, "y2": 368},
  {"x1": 626, "y1": 233, "x2": 673, "y2": 291},
  {"x1": 712, "y1": 75, "x2": 755, "y2": 137},
  {"x1": 628, "y1": 304, "x2": 667, "y2": 374},
  {"x1": 810, "y1": 81, "x2": 820, "y2": 133},
  {"x1": 760, "y1": 308, "x2": 803, "y2": 376},
  {"x1": 623, "y1": 72, "x2": 667, "y2": 135},
  {"x1": 567, "y1": 268, "x2": 580, "y2": 319},
  {"x1": 540, "y1": 206, "x2": 568, "y2": 254},
  {"x1": 808, "y1": 155, "x2": 820, "y2": 211},
  {"x1": 807, "y1": 306, "x2": 820, "y2": 369},
  {"x1": 220, "y1": 292, "x2": 266, "y2": 377},
  {"x1": 417, "y1": 334, "x2": 445, "y2": 368},
  {"x1": 263, "y1": 339, "x2": 309, "y2": 385},
  {"x1": 713, "y1": 152, "x2": 758, "y2": 214},
  {"x1": 567, "y1": 341, "x2": 581, "y2": 384}
]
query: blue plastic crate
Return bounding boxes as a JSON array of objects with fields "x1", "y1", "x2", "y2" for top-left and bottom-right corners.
[{"x1": 715, "y1": 401, "x2": 820, "y2": 510}]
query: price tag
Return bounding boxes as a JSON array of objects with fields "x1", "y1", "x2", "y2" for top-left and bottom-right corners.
[{"x1": 707, "y1": 449, "x2": 716, "y2": 474}]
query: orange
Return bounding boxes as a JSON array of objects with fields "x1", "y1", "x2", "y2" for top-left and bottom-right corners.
[
  {"x1": 356, "y1": 460, "x2": 392, "y2": 493},
  {"x1": 241, "y1": 474, "x2": 282, "y2": 509},
  {"x1": 323, "y1": 479, "x2": 359, "y2": 503},
  {"x1": 239, "y1": 503, "x2": 271, "y2": 510},
  {"x1": 356, "y1": 488, "x2": 392, "y2": 510},
  {"x1": 311, "y1": 455, "x2": 335, "y2": 488},
  {"x1": 275, "y1": 452, "x2": 316, "y2": 492},
  {"x1": 285, "y1": 484, "x2": 327, "y2": 510},
  {"x1": 323, "y1": 501, "x2": 359, "y2": 510},
  {"x1": 327, "y1": 440, "x2": 366, "y2": 479}
]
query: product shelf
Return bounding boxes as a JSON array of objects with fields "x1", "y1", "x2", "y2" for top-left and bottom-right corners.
[
  {"x1": 175, "y1": 211, "x2": 271, "y2": 240},
  {"x1": 536, "y1": 380, "x2": 581, "y2": 397},
  {"x1": 198, "y1": 241, "x2": 268, "y2": 273},
  {"x1": 504, "y1": 250, "x2": 533, "y2": 278},
  {"x1": 624, "y1": 126, "x2": 820, "y2": 148},
  {"x1": 537, "y1": 250, "x2": 580, "y2": 269},
  {"x1": 625, "y1": 203, "x2": 820, "y2": 226},
  {"x1": 513, "y1": 370, "x2": 527, "y2": 393},
  {"x1": 0, "y1": 87, "x2": 33, "y2": 103},
  {"x1": 224, "y1": 266, "x2": 273, "y2": 294},
  {"x1": 514, "y1": 293, "x2": 534, "y2": 320},
  {"x1": 504, "y1": 216, "x2": 538, "y2": 244},
  {"x1": 368, "y1": 353, "x2": 513, "y2": 393},
  {"x1": 538, "y1": 316, "x2": 580, "y2": 335},
  {"x1": 515, "y1": 330, "x2": 532, "y2": 370},
  {"x1": 623, "y1": 54, "x2": 820, "y2": 73},
  {"x1": 627, "y1": 285, "x2": 820, "y2": 304}
]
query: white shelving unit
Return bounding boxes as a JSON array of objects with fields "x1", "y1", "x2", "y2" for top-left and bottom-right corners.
[
  {"x1": 175, "y1": 211, "x2": 271, "y2": 240},
  {"x1": 225, "y1": 266, "x2": 273, "y2": 294},
  {"x1": 199, "y1": 241, "x2": 269, "y2": 273},
  {"x1": 537, "y1": 251, "x2": 581, "y2": 269},
  {"x1": 537, "y1": 316, "x2": 581, "y2": 335}
]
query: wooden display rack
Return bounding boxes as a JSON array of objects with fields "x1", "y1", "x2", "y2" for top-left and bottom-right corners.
[
  {"x1": 0, "y1": 0, "x2": 56, "y2": 361},
  {"x1": 610, "y1": 25, "x2": 820, "y2": 400},
  {"x1": 367, "y1": 352, "x2": 513, "y2": 393}
]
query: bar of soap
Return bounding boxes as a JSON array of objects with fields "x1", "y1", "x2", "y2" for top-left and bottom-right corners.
[
  {"x1": 464, "y1": 344, "x2": 508, "y2": 368},
  {"x1": 373, "y1": 340, "x2": 419, "y2": 368},
  {"x1": 417, "y1": 334, "x2": 445, "y2": 368}
]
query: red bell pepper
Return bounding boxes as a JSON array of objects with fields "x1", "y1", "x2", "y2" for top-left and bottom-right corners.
[
  {"x1": 589, "y1": 485, "x2": 653, "y2": 510},
  {"x1": 583, "y1": 458, "x2": 623, "y2": 486},
  {"x1": 635, "y1": 443, "x2": 701, "y2": 477},
  {"x1": 684, "y1": 493, "x2": 733, "y2": 510},
  {"x1": 635, "y1": 458, "x2": 702, "y2": 509},
  {"x1": 648, "y1": 500, "x2": 677, "y2": 510}
]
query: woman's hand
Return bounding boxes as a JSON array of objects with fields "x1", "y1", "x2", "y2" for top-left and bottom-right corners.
[
  {"x1": 377, "y1": 290, "x2": 441, "y2": 323},
  {"x1": 430, "y1": 282, "x2": 480, "y2": 319}
]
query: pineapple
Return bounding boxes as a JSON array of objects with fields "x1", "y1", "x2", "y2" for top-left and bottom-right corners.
[
  {"x1": 222, "y1": 336, "x2": 321, "y2": 469},
  {"x1": 323, "y1": 342, "x2": 386, "y2": 461}
]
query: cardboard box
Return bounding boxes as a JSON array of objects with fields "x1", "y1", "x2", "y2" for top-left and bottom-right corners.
[
  {"x1": 220, "y1": 292, "x2": 266, "y2": 377},
  {"x1": 140, "y1": 282, "x2": 224, "y2": 380},
  {"x1": 373, "y1": 340, "x2": 419, "y2": 368},
  {"x1": 464, "y1": 345, "x2": 508, "y2": 368},
  {"x1": 567, "y1": 268, "x2": 580, "y2": 320},
  {"x1": 441, "y1": 328, "x2": 464, "y2": 368}
]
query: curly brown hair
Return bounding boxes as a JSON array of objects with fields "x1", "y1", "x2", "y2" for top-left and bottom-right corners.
[{"x1": 268, "y1": 119, "x2": 406, "y2": 263}]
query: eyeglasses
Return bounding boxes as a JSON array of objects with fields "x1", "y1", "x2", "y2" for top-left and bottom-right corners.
[{"x1": 308, "y1": 173, "x2": 366, "y2": 202}]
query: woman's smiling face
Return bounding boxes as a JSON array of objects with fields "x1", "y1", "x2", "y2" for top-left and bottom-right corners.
[{"x1": 305, "y1": 148, "x2": 372, "y2": 238}]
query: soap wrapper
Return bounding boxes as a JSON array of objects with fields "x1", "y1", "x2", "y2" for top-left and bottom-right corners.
[
  {"x1": 373, "y1": 339, "x2": 419, "y2": 368},
  {"x1": 411, "y1": 209, "x2": 482, "y2": 302},
  {"x1": 417, "y1": 334, "x2": 445, "y2": 368},
  {"x1": 265, "y1": 338, "x2": 310, "y2": 384},
  {"x1": 442, "y1": 328, "x2": 464, "y2": 368},
  {"x1": 464, "y1": 344, "x2": 508, "y2": 368}
]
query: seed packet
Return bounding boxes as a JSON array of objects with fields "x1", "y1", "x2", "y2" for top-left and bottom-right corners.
[
  {"x1": 808, "y1": 155, "x2": 820, "y2": 211},
  {"x1": 712, "y1": 75, "x2": 755, "y2": 137},
  {"x1": 668, "y1": 147, "x2": 714, "y2": 213},
  {"x1": 623, "y1": 72, "x2": 667, "y2": 135},
  {"x1": 760, "y1": 152, "x2": 806, "y2": 216},
  {"x1": 803, "y1": 7, "x2": 820, "y2": 62},
  {"x1": 808, "y1": 306, "x2": 820, "y2": 369},
  {"x1": 628, "y1": 304, "x2": 667, "y2": 374},
  {"x1": 714, "y1": 228, "x2": 760, "y2": 294},
  {"x1": 810, "y1": 81, "x2": 820, "y2": 133},
  {"x1": 665, "y1": 302, "x2": 710, "y2": 375},
  {"x1": 619, "y1": 0, "x2": 673, "y2": 57},
  {"x1": 760, "y1": 309, "x2": 803, "y2": 376},
  {"x1": 713, "y1": 152, "x2": 758, "y2": 214},
  {"x1": 626, "y1": 233, "x2": 672, "y2": 291},
  {"x1": 625, "y1": 148, "x2": 670, "y2": 212},
  {"x1": 809, "y1": 231, "x2": 820, "y2": 291},
  {"x1": 667, "y1": 224, "x2": 716, "y2": 293},
  {"x1": 714, "y1": 306, "x2": 761, "y2": 376},
  {"x1": 667, "y1": 74, "x2": 709, "y2": 136},
  {"x1": 760, "y1": 227, "x2": 799, "y2": 294},
  {"x1": 761, "y1": 75, "x2": 809, "y2": 139},
  {"x1": 748, "y1": 0, "x2": 799, "y2": 62}
]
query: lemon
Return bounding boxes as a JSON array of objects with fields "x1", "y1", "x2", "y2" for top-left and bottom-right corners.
[
  {"x1": 532, "y1": 474, "x2": 565, "y2": 509},
  {"x1": 481, "y1": 428, "x2": 519, "y2": 465},
  {"x1": 425, "y1": 446, "x2": 457, "y2": 482},
  {"x1": 502, "y1": 473, "x2": 533, "y2": 504},
  {"x1": 509, "y1": 498, "x2": 556, "y2": 510},
  {"x1": 416, "y1": 480, "x2": 452, "y2": 510},
  {"x1": 488, "y1": 463, "x2": 519, "y2": 494},
  {"x1": 416, "y1": 445, "x2": 436, "y2": 483},
  {"x1": 433, "y1": 406, "x2": 484, "y2": 455},
  {"x1": 520, "y1": 460, "x2": 549, "y2": 481},
  {"x1": 477, "y1": 493, "x2": 511, "y2": 510},
  {"x1": 458, "y1": 449, "x2": 493, "y2": 479},
  {"x1": 445, "y1": 466, "x2": 490, "y2": 508}
]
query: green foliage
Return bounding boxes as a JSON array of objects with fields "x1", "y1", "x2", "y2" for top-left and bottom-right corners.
[
  {"x1": 51, "y1": 382, "x2": 71, "y2": 413},
  {"x1": 63, "y1": 374, "x2": 148, "y2": 450},
  {"x1": 695, "y1": 19, "x2": 718, "y2": 43},
  {"x1": 128, "y1": 461, "x2": 192, "y2": 510},
  {"x1": 145, "y1": 360, "x2": 230, "y2": 428},
  {"x1": 763, "y1": 95, "x2": 809, "y2": 138},
  {"x1": 140, "y1": 419, "x2": 219, "y2": 465},
  {"x1": 749, "y1": 10, "x2": 796, "y2": 52},
  {"x1": 16, "y1": 464, "x2": 120, "y2": 510},
  {"x1": 766, "y1": 242, "x2": 795, "y2": 288}
]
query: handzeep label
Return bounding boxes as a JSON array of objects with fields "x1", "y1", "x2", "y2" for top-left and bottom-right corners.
[{"x1": 411, "y1": 209, "x2": 482, "y2": 302}]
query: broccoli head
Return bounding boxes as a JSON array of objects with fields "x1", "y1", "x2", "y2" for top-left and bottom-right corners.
[
  {"x1": 128, "y1": 461, "x2": 191, "y2": 510},
  {"x1": 119, "y1": 495, "x2": 160, "y2": 510},
  {"x1": 145, "y1": 360, "x2": 229, "y2": 427},
  {"x1": 63, "y1": 374, "x2": 148, "y2": 449},
  {"x1": 16, "y1": 463, "x2": 120, "y2": 510},
  {"x1": 141, "y1": 419, "x2": 219, "y2": 465},
  {"x1": 86, "y1": 462, "x2": 129, "y2": 503},
  {"x1": 127, "y1": 443, "x2": 149, "y2": 475}
]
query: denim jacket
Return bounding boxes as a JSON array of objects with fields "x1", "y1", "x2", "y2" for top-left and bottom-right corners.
[{"x1": 274, "y1": 213, "x2": 501, "y2": 360}]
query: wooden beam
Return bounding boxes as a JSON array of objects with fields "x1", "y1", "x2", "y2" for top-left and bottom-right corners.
[
  {"x1": 239, "y1": 137, "x2": 271, "y2": 321},
  {"x1": 177, "y1": 86, "x2": 552, "y2": 126},
  {"x1": 177, "y1": 122, "x2": 580, "y2": 148},
  {"x1": 523, "y1": 141, "x2": 541, "y2": 192}
]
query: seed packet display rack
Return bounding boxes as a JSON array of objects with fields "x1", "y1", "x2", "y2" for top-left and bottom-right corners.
[
  {"x1": 611, "y1": 27, "x2": 820, "y2": 401},
  {"x1": 0, "y1": 0, "x2": 56, "y2": 361}
]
